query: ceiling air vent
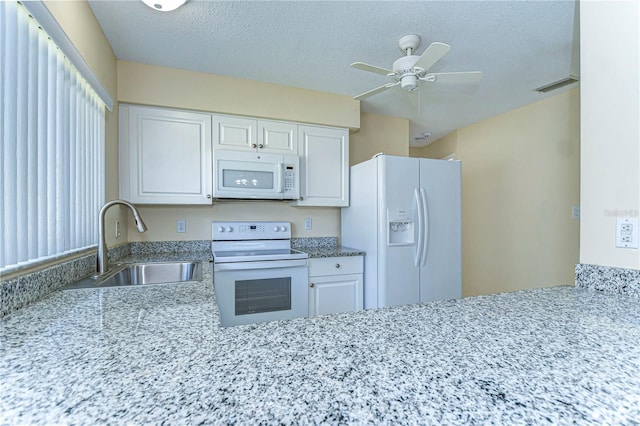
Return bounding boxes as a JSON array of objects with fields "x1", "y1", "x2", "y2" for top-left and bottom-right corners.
[{"x1": 535, "y1": 76, "x2": 579, "y2": 93}]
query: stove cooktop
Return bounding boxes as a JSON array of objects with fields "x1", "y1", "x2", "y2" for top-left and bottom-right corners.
[{"x1": 212, "y1": 248, "x2": 308, "y2": 263}]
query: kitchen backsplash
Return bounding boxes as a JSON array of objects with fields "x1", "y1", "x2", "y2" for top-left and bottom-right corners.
[
  {"x1": 575, "y1": 263, "x2": 640, "y2": 298},
  {"x1": 292, "y1": 237, "x2": 338, "y2": 250}
]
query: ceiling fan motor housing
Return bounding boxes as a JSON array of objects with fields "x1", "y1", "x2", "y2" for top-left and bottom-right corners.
[{"x1": 393, "y1": 55, "x2": 421, "y2": 91}]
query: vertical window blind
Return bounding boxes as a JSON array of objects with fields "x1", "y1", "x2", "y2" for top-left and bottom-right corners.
[{"x1": 1, "y1": 1, "x2": 105, "y2": 274}]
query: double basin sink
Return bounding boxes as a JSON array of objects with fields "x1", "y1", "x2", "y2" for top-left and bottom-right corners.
[{"x1": 63, "y1": 261, "x2": 202, "y2": 290}]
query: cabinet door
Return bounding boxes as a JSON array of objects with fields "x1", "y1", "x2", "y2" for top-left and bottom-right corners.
[
  {"x1": 213, "y1": 115, "x2": 257, "y2": 151},
  {"x1": 121, "y1": 105, "x2": 213, "y2": 204},
  {"x1": 295, "y1": 125, "x2": 349, "y2": 207},
  {"x1": 309, "y1": 274, "x2": 363, "y2": 317},
  {"x1": 258, "y1": 120, "x2": 298, "y2": 154}
]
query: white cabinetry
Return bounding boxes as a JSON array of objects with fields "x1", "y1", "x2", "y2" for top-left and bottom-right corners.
[
  {"x1": 119, "y1": 105, "x2": 213, "y2": 205},
  {"x1": 295, "y1": 125, "x2": 349, "y2": 207},
  {"x1": 308, "y1": 256, "x2": 363, "y2": 317},
  {"x1": 120, "y1": 104, "x2": 350, "y2": 206},
  {"x1": 213, "y1": 115, "x2": 297, "y2": 154},
  {"x1": 259, "y1": 120, "x2": 298, "y2": 154}
]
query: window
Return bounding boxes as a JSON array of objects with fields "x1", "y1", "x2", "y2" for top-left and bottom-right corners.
[{"x1": 1, "y1": 1, "x2": 106, "y2": 274}]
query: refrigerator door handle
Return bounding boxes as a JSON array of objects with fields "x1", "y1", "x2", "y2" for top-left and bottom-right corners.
[
  {"x1": 415, "y1": 188, "x2": 424, "y2": 267},
  {"x1": 420, "y1": 187, "x2": 429, "y2": 266}
]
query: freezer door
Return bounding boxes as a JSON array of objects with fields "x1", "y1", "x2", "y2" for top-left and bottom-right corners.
[
  {"x1": 418, "y1": 159, "x2": 462, "y2": 302},
  {"x1": 378, "y1": 156, "x2": 420, "y2": 308}
]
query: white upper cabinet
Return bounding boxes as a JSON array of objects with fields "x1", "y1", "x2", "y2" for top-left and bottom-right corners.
[
  {"x1": 119, "y1": 105, "x2": 213, "y2": 204},
  {"x1": 294, "y1": 125, "x2": 349, "y2": 207},
  {"x1": 212, "y1": 115, "x2": 257, "y2": 151},
  {"x1": 258, "y1": 119, "x2": 298, "y2": 154},
  {"x1": 213, "y1": 115, "x2": 297, "y2": 154},
  {"x1": 120, "y1": 105, "x2": 350, "y2": 206}
]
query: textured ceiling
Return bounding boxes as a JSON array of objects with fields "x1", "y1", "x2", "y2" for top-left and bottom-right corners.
[{"x1": 88, "y1": 0, "x2": 579, "y2": 147}]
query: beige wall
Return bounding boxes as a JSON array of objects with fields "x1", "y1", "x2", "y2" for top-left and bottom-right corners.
[
  {"x1": 43, "y1": 0, "x2": 126, "y2": 249},
  {"x1": 128, "y1": 204, "x2": 340, "y2": 242},
  {"x1": 117, "y1": 61, "x2": 359, "y2": 130},
  {"x1": 580, "y1": 1, "x2": 640, "y2": 270},
  {"x1": 413, "y1": 89, "x2": 580, "y2": 296},
  {"x1": 117, "y1": 61, "x2": 361, "y2": 241},
  {"x1": 350, "y1": 113, "x2": 409, "y2": 165},
  {"x1": 410, "y1": 132, "x2": 458, "y2": 160}
]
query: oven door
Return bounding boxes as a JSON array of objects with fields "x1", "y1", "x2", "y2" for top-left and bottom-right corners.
[{"x1": 213, "y1": 259, "x2": 308, "y2": 327}]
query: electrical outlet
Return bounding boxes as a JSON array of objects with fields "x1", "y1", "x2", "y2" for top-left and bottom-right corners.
[
  {"x1": 616, "y1": 218, "x2": 638, "y2": 249},
  {"x1": 115, "y1": 220, "x2": 121, "y2": 239},
  {"x1": 571, "y1": 205, "x2": 580, "y2": 220},
  {"x1": 304, "y1": 218, "x2": 312, "y2": 230},
  {"x1": 177, "y1": 219, "x2": 186, "y2": 233}
]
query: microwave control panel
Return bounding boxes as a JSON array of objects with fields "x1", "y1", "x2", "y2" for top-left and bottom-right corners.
[{"x1": 283, "y1": 164, "x2": 297, "y2": 193}]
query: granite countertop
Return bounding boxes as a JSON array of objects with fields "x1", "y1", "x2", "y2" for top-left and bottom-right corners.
[
  {"x1": 303, "y1": 246, "x2": 364, "y2": 259},
  {"x1": 2, "y1": 256, "x2": 640, "y2": 424}
]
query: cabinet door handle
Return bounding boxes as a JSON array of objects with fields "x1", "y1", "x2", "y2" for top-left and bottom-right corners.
[
  {"x1": 335, "y1": 263, "x2": 341, "y2": 269},
  {"x1": 258, "y1": 144, "x2": 264, "y2": 149},
  {"x1": 206, "y1": 194, "x2": 212, "y2": 199},
  {"x1": 251, "y1": 143, "x2": 257, "y2": 148},
  {"x1": 310, "y1": 283, "x2": 315, "y2": 288}
]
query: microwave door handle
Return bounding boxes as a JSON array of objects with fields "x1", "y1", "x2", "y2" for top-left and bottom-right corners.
[{"x1": 277, "y1": 163, "x2": 284, "y2": 193}]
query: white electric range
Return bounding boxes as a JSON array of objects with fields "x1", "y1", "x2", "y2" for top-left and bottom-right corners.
[{"x1": 211, "y1": 221, "x2": 309, "y2": 327}]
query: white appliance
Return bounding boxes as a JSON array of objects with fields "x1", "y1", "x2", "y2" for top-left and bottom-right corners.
[
  {"x1": 212, "y1": 150, "x2": 299, "y2": 200},
  {"x1": 341, "y1": 154, "x2": 461, "y2": 309},
  {"x1": 212, "y1": 221, "x2": 309, "y2": 327}
]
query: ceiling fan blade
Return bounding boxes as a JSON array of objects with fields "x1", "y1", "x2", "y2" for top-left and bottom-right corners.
[
  {"x1": 412, "y1": 42, "x2": 451, "y2": 71},
  {"x1": 353, "y1": 83, "x2": 396, "y2": 100},
  {"x1": 426, "y1": 71, "x2": 483, "y2": 84},
  {"x1": 351, "y1": 62, "x2": 393, "y2": 76}
]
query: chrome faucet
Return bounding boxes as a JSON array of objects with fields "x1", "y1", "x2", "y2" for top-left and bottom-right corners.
[{"x1": 97, "y1": 199, "x2": 148, "y2": 275}]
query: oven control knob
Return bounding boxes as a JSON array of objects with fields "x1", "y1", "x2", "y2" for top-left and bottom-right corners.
[
  {"x1": 281, "y1": 226, "x2": 287, "y2": 232},
  {"x1": 273, "y1": 226, "x2": 279, "y2": 232},
  {"x1": 217, "y1": 226, "x2": 225, "y2": 232},
  {"x1": 226, "y1": 226, "x2": 233, "y2": 232}
]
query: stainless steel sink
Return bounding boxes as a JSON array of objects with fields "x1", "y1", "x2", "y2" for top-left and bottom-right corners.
[{"x1": 63, "y1": 261, "x2": 202, "y2": 290}]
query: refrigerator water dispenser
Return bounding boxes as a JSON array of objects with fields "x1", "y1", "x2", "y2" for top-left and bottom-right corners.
[{"x1": 387, "y1": 209, "x2": 415, "y2": 246}]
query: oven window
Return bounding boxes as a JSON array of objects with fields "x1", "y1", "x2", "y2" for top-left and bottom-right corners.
[
  {"x1": 222, "y1": 169, "x2": 274, "y2": 190},
  {"x1": 235, "y1": 277, "x2": 291, "y2": 315}
]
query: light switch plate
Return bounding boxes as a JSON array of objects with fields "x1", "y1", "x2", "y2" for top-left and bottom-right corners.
[
  {"x1": 304, "y1": 218, "x2": 312, "y2": 230},
  {"x1": 616, "y1": 217, "x2": 638, "y2": 249}
]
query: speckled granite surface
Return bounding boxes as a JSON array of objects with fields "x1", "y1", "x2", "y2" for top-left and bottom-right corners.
[
  {"x1": 0, "y1": 241, "x2": 212, "y2": 318},
  {"x1": 2, "y1": 274, "x2": 640, "y2": 424},
  {"x1": 0, "y1": 254, "x2": 96, "y2": 318},
  {"x1": 303, "y1": 246, "x2": 364, "y2": 259},
  {"x1": 575, "y1": 263, "x2": 640, "y2": 298},
  {"x1": 129, "y1": 240, "x2": 210, "y2": 255},
  {"x1": 293, "y1": 237, "x2": 365, "y2": 258}
]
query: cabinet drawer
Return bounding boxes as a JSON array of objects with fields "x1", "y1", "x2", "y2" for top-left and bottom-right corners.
[{"x1": 309, "y1": 256, "x2": 363, "y2": 277}]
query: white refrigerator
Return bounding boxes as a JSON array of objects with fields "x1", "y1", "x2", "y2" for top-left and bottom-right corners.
[{"x1": 341, "y1": 154, "x2": 461, "y2": 309}]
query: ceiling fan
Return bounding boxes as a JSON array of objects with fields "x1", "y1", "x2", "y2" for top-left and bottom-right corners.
[{"x1": 351, "y1": 34, "x2": 483, "y2": 100}]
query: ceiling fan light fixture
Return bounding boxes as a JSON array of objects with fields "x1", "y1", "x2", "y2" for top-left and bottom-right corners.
[
  {"x1": 400, "y1": 75, "x2": 418, "y2": 91},
  {"x1": 141, "y1": 0, "x2": 187, "y2": 12}
]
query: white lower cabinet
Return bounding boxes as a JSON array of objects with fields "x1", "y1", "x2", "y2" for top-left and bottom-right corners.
[{"x1": 308, "y1": 256, "x2": 363, "y2": 317}]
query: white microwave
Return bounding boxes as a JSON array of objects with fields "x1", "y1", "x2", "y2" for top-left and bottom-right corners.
[{"x1": 212, "y1": 150, "x2": 300, "y2": 200}]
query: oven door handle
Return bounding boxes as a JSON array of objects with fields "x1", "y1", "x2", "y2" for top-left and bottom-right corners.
[{"x1": 214, "y1": 259, "x2": 308, "y2": 271}]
